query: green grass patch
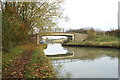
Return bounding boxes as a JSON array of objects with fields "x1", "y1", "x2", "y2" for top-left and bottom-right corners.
[
  {"x1": 25, "y1": 45, "x2": 56, "y2": 78},
  {"x1": 3, "y1": 48, "x2": 25, "y2": 63},
  {"x1": 63, "y1": 35, "x2": 120, "y2": 48},
  {"x1": 9, "y1": 48, "x2": 25, "y2": 54},
  {"x1": 92, "y1": 35, "x2": 119, "y2": 42},
  {"x1": 2, "y1": 47, "x2": 26, "y2": 78},
  {"x1": 3, "y1": 42, "x2": 56, "y2": 78},
  {"x1": 63, "y1": 41, "x2": 120, "y2": 48}
]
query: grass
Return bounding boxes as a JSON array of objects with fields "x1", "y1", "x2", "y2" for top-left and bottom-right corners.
[
  {"x1": 2, "y1": 42, "x2": 56, "y2": 78},
  {"x1": 63, "y1": 35, "x2": 120, "y2": 48},
  {"x1": 2, "y1": 47, "x2": 25, "y2": 78},
  {"x1": 3, "y1": 48, "x2": 25, "y2": 63},
  {"x1": 25, "y1": 48, "x2": 56, "y2": 78},
  {"x1": 92, "y1": 35, "x2": 119, "y2": 42}
]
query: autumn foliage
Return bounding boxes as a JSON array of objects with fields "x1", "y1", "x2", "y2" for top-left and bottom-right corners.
[
  {"x1": 2, "y1": 3, "x2": 29, "y2": 52},
  {"x1": 2, "y1": 1, "x2": 64, "y2": 78},
  {"x1": 2, "y1": 1, "x2": 63, "y2": 52}
]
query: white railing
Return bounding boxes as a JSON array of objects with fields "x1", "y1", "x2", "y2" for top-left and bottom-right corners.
[{"x1": 39, "y1": 28, "x2": 72, "y2": 33}]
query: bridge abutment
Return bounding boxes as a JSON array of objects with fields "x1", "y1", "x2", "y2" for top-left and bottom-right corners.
[
  {"x1": 37, "y1": 35, "x2": 40, "y2": 45},
  {"x1": 74, "y1": 33, "x2": 88, "y2": 42}
]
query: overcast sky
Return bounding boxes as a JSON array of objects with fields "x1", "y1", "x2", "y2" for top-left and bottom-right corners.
[{"x1": 58, "y1": 0, "x2": 120, "y2": 31}]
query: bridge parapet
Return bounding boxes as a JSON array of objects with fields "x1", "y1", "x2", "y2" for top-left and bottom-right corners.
[
  {"x1": 31, "y1": 27, "x2": 88, "y2": 44},
  {"x1": 39, "y1": 28, "x2": 71, "y2": 33}
]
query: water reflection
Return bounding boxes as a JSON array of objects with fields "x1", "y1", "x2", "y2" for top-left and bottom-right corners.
[
  {"x1": 44, "y1": 43, "x2": 119, "y2": 78},
  {"x1": 54, "y1": 63, "x2": 72, "y2": 78},
  {"x1": 44, "y1": 43, "x2": 68, "y2": 55},
  {"x1": 53, "y1": 57, "x2": 118, "y2": 78},
  {"x1": 63, "y1": 46, "x2": 118, "y2": 60}
]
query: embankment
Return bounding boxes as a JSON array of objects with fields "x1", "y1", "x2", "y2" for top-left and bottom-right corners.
[
  {"x1": 2, "y1": 42, "x2": 56, "y2": 78},
  {"x1": 62, "y1": 41, "x2": 120, "y2": 49}
]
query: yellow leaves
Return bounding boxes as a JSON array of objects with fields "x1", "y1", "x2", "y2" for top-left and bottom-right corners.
[
  {"x1": 20, "y1": 73, "x2": 23, "y2": 76},
  {"x1": 20, "y1": 24, "x2": 25, "y2": 28},
  {"x1": 4, "y1": 68, "x2": 7, "y2": 71},
  {"x1": 11, "y1": 71, "x2": 16, "y2": 75},
  {"x1": 35, "y1": 73, "x2": 39, "y2": 77},
  {"x1": 17, "y1": 42, "x2": 38, "y2": 51},
  {"x1": 42, "y1": 76, "x2": 45, "y2": 78},
  {"x1": 5, "y1": 7, "x2": 17, "y2": 13},
  {"x1": 33, "y1": 63, "x2": 37, "y2": 66}
]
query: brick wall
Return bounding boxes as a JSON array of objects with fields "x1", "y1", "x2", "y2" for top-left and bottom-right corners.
[{"x1": 74, "y1": 33, "x2": 88, "y2": 42}]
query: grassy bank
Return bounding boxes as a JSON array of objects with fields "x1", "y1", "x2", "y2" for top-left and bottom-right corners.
[
  {"x1": 62, "y1": 35, "x2": 120, "y2": 49},
  {"x1": 3, "y1": 42, "x2": 56, "y2": 78}
]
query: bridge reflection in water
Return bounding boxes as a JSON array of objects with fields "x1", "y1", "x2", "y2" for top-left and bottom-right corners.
[
  {"x1": 51, "y1": 58, "x2": 80, "y2": 64},
  {"x1": 48, "y1": 46, "x2": 118, "y2": 64},
  {"x1": 47, "y1": 52, "x2": 74, "y2": 60},
  {"x1": 44, "y1": 43, "x2": 118, "y2": 78},
  {"x1": 47, "y1": 51, "x2": 82, "y2": 64}
]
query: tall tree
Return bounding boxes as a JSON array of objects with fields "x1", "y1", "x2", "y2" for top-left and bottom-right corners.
[{"x1": 2, "y1": 0, "x2": 64, "y2": 52}]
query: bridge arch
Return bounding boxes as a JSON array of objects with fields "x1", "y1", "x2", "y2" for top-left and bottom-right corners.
[
  {"x1": 36, "y1": 32, "x2": 75, "y2": 44},
  {"x1": 30, "y1": 32, "x2": 88, "y2": 44}
]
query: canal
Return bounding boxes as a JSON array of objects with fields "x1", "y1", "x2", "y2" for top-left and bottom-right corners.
[{"x1": 44, "y1": 43, "x2": 118, "y2": 78}]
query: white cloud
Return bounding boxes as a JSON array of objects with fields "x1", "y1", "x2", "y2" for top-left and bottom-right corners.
[{"x1": 58, "y1": 0, "x2": 120, "y2": 31}]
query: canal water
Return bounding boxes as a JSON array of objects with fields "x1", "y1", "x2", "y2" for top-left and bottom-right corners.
[{"x1": 44, "y1": 43, "x2": 118, "y2": 78}]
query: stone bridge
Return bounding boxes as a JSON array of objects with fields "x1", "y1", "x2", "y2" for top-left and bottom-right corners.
[{"x1": 30, "y1": 32, "x2": 88, "y2": 44}]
